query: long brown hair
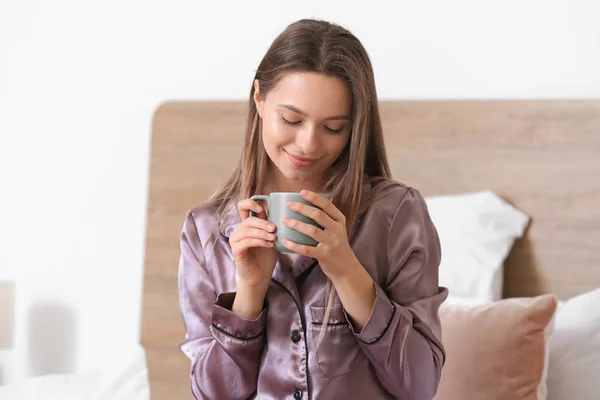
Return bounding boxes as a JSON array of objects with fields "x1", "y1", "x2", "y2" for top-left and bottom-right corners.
[
  {"x1": 210, "y1": 19, "x2": 398, "y2": 232},
  {"x1": 207, "y1": 19, "x2": 400, "y2": 347}
]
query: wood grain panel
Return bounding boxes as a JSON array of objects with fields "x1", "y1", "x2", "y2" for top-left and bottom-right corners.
[{"x1": 142, "y1": 100, "x2": 600, "y2": 398}]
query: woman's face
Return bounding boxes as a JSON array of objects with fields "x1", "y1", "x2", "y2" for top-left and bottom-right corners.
[{"x1": 254, "y1": 72, "x2": 352, "y2": 191}]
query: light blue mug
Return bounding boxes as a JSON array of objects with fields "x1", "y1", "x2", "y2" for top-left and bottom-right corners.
[{"x1": 249, "y1": 192, "x2": 332, "y2": 254}]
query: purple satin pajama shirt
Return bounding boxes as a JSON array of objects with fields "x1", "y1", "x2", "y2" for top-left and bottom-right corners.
[{"x1": 178, "y1": 185, "x2": 448, "y2": 399}]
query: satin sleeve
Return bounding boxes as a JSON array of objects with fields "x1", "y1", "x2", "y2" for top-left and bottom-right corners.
[
  {"x1": 345, "y1": 188, "x2": 448, "y2": 400},
  {"x1": 178, "y1": 210, "x2": 267, "y2": 400}
]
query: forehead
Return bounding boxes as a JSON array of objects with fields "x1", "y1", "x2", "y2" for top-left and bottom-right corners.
[{"x1": 267, "y1": 72, "x2": 352, "y2": 117}]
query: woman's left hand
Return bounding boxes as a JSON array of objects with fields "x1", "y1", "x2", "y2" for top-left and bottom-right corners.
[{"x1": 281, "y1": 190, "x2": 359, "y2": 281}]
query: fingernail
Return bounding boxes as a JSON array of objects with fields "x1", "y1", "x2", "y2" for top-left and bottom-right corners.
[
  {"x1": 301, "y1": 190, "x2": 308, "y2": 196},
  {"x1": 267, "y1": 223, "x2": 275, "y2": 231},
  {"x1": 256, "y1": 205, "x2": 263, "y2": 212}
]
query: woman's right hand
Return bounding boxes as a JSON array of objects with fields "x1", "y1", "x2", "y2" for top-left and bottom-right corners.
[{"x1": 229, "y1": 199, "x2": 278, "y2": 290}]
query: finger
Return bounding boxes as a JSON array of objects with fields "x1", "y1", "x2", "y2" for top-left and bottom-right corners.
[
  {"x1": 236, "y1": 238, "x2": 275, "y2": 252},
  {"x1": 241, "y1": 227, "x2": 277, "y2": 242},
  {"x1": 283, "y1": 217, "x2": 330, "y2": 244},
  {"x1": 281, "y1": 238, "x2": 317, "y2": 258},
  {"x1": 286, "y1": 200, "x2": 336, "y2": 231},
  {"x1": 231, "y1": 220, "x2": 276, "y2": 243},
  {"x1": 244, "y1": 217, "x2": 276, "y2": 233},
  {"x1": 300, "y1": 190, "x2": 345, "y2": 222},
  {"x1": 237, "y1": 199, "x2": 266, "y2": 220}
]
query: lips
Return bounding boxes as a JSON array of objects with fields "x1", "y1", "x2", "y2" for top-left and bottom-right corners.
[{"x1": 285, "y1": 150, "x2": 319, "y2": 168}]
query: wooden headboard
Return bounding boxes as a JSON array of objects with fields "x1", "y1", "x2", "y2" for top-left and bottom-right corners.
[{"x1": 141, "y1": 100, "x2": 600, "y2": 399}]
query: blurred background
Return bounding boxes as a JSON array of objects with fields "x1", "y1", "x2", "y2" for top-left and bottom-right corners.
[{"x1": 1, "y1": 0, "x2": 599, "y2": 387}]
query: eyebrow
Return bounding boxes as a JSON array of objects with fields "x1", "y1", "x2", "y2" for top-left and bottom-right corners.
[{"x1": 277, "y1": 104, "x2": 351, "y2": 121}]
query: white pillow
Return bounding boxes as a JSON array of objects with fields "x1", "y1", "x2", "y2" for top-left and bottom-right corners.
[
  {"x1": 425, "y1": 191, "x2": 529, "y2": 302},
  {"x1": 0, "y1": 344, "x2": 150, "y2": 400},
  {"x1": 547, "y1": 288, "x2": 600, "y2": 400}
]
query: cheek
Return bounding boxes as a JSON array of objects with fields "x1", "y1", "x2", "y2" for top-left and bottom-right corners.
[
  {"x1": 329, "y1": 135, "x2": 350, "y2": 158},
  {"x1": 262, "y1": 115, "x2": 291, "y2": 148}
]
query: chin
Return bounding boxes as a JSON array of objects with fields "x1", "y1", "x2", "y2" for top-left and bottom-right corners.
[{"x1": 278, "y1": 158, "x2": 315, "y2": 178}]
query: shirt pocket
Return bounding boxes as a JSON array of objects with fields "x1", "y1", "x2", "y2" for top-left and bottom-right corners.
[{"x1": 310, "y1": 305, "x2": 367, "y2": 379}]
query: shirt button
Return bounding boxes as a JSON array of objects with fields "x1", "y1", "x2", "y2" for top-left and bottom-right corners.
[
  {"x1": 290, "y1": 330, "x2": 302, "y2": 343},
  {"x1": 294, "y1": 389, "x2": 303, "y2": 399}
]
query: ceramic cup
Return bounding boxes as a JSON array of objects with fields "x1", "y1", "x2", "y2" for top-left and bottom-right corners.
[{"x1": 249, "y1": 192, "x2": 332, "y2": 254}]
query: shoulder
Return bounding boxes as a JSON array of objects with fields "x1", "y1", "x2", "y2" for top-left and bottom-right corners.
[
  {"x1": 366, "y1": 181, "x2": 429, "y2": 222},
  {"x1": 364, "y1": 183, "x2": 437, "y2": 251},
  {"x1": 183, "y1": 198, "x2": 237, "y2": 244},
  {"x1": 357, "y1": 182, "x2": 440, "y2": 280},
  {"x1": 187, "y1": 198, "x2": 224, "y2": 224}
]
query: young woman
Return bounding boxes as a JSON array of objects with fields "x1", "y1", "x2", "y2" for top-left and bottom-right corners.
[{"x1": 178, "y1": 19, "x2": 448, "y2": 400}]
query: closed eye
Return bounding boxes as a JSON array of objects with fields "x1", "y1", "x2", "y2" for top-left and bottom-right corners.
[
  {"x1": 282, "y1": 115, "x2": 344, "y2": 133},
  {"x1": 281, "y1": 116, "x2": 301, "y2": 125},
  {"x1": 324, "y1": 126, "x2": 343, "y2": 134}
]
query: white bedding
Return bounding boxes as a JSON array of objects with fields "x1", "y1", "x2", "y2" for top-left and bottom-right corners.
[{"x1": 0, "y1": 344, "x2": 150, "y2": 400}]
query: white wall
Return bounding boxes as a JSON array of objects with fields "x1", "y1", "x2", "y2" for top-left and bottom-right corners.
[{"x1": 1, "y1": 0, "x2": 599, "y2": 385}]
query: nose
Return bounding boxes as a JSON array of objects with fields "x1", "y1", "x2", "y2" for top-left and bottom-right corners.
[{"x1": 295, "y1": 124, "x2": 319, "y2": 156}]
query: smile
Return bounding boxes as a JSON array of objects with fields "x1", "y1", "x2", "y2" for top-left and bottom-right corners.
[{"x1": 285, "y1": 150, "x2": 319, "y2": 168}]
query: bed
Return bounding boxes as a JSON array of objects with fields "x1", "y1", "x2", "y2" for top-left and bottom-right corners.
[
  {"x1": 141, "y1": 100, "x2": 600, "y2": 399},
  {"x1": 0, "y1": 343, "x2": 149, "y2": 399}
]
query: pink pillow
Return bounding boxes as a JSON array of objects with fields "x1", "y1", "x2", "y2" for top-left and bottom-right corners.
[{"x1": 434, "y1": 294, "x2": 558, "y2": 400}]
